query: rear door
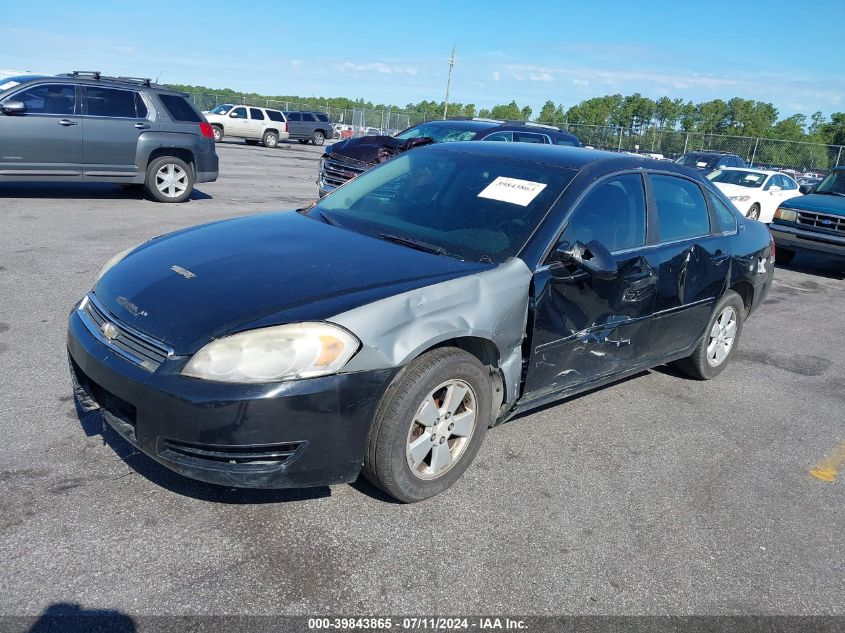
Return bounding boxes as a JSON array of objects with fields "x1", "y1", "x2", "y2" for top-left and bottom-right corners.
[
  {"x1": 248, "y1": 108, "x2": 265, "y2": 138},
  {"x1": 0, "y1": 82, "x2": 82, "y2": 179},
  {"x1": 285, "y1": 111, "x2": 303, "y2": 138},
  {"x1": 301, "y1": 112, "x2": 316, "y2": 137},
  {"x1": 523, "y1": 172, "x2": 657, "y2": 400},
  {"x1": 641, "y1": 173, "x2": 731, "y2": 360},
  {"x1": 81, "y1": 85, "x2": 151, "y2": 180}
]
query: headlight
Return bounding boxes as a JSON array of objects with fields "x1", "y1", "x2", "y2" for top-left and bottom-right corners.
[
  {"x1": 181, "y1": 322, "x2": 359, "y2": 383},
  {"x1": 773, "y1": 207, "x2": 797, "y2": 222},
  {"x1": 95, "y1": 244, "x2": 140, "y2": 282},
  {"x1": 729, "y1": 195, "x2": 751, "y2": 202}
]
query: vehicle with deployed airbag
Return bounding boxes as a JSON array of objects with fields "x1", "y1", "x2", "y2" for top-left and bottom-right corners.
[{"x1": 67, "y1": 143, "x2": 773, "y2": 502}]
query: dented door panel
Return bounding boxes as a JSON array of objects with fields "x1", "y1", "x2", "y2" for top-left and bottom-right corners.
[{"x1": 523, "y1": 252, "x2": 657, "y2": 401}]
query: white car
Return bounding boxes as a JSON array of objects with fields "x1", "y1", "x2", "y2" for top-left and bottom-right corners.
[
  {"x1": 203, "y1": 104, "x2": 290, "y2": 148},
  {"x1": 708, "y1": 167, "x2": 802, "y2": 222}
]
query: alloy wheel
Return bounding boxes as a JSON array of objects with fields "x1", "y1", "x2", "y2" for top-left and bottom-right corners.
[
  {"x1": 155, "y1": 164, "x2": 188, "y2": 199},
  {"x1": 707, "y1": 306, "x2": 738, "y2": 367},
  {"x1": 405, "y1": 379, "x2": 477, "y2": 480}
]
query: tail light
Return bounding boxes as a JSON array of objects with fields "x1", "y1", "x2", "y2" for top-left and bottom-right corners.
[
  {"x1": 198, "y1": 122, "x2": 214, "y2": 139},
  {"x1": 284, "y1": 120, "x2": 288, "y2": 133}
]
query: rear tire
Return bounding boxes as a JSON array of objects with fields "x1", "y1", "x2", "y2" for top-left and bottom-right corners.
[
  {"x1": 311, "y1": 131, "x2": 325, "y2": 146},
  {"x1": 672, "y1": 290, "x2": 744, "y2": 380},
  {"x1": 775, "y1": 248, "x2": 796, "y2": 265},
  {"x1": 747, "y1": 204, "x2": 760, "y2": 220},
  {"x1": 145, "y1": 156, "x2": 193, "y2": 203},
  {"x1": 363, "y1": 347, "x2": 491, "y2": 503},
  {"x1": 262, "y1": 130, "x2": 278, "y2": 148}
]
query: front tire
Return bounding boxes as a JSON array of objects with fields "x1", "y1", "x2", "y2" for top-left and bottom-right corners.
[
  {"x1": 747, "y1": 204, "x2": 761, "y2": 220},
  {"x1": 363, "y1": 347, "x2": 491, "y2": 503},
  {"x1": 211, "y1": 125, "x2": 223, "y2": 142},
  {"x1": 311, "y1": 131, "x2": 325, "y2": 146},
  {"x1": 262, "y1": 130, "x2": 278, "y2": 147},
  {"x1": 673, "y1": 290, "x2": 745, "y2": 380},
  {"x1": 145, "y1": 156, "x2": 193, "y2": 203}
]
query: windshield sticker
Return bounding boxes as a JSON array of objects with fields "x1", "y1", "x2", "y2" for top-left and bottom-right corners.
[
  {"x1": 696, "y1": 161, "x2": 708, "y2": 168},
  {"x1": 0, "y1": 80, "x2": 20, "y2": 91},
  {"x1": 744, "y1": 174, "x2": 760, "y2": 181},
  {"x1": 478, "y1": 177, "x2": 547, "y2": 207}
]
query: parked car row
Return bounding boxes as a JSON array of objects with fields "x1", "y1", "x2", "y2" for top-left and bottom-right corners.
[{"x1": 202, "y1": 104, "x2": 333, "y2": 146}]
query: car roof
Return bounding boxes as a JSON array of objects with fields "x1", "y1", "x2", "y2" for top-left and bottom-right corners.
[
  {"x1": 419, "y1": 140, "x2": 680, "y2": 172},
  {"x1": 1, "y1": 73, "x2": 180, "y2": 94},
  {"x1": 683, "y1": 151, "x2": 740, "y2": 157}
]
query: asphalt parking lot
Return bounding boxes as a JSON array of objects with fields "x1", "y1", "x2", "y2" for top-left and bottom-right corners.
[{"x1": 0, "y1": 140, "x2": 843, "y2": 620}]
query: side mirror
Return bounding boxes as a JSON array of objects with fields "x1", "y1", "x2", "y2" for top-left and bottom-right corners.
[
  {"x1": 2, "y1": 100, "x2": 25, "y2": 115},
  {"x1": 556, "y1": 240, "x2": 617, "y2": 280},
  {"x1": 799, "y1": 184, "x2": 815, "y2": 195},
  {"x1": 768, "y1": 185, "x2": 782, "y2": 193},
  {"x1": 228, "y1": 111, "x2": 239, "y2": 118}
]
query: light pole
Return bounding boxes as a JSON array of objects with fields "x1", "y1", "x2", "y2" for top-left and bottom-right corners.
[{"x1": 443, "y1": 44, "x2": 456, "y2": 120}]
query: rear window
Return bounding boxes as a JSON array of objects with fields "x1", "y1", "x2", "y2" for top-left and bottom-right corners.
[
  {"x1": 158, "y1": 94, "x2": 202, "y2": 122},
  {"x1": 266, "y1": 110, "x2": 285, "y2": 122}
]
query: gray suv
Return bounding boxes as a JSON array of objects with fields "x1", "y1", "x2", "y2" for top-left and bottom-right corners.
[
  {"x1": 0, "y1": 71, "x2": 218, "y2": 203},
  {"x1": 283, "y1": 111, "x2": 333, "y2": 146}
]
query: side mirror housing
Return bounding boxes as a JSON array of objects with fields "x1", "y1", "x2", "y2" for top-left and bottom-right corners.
[
  {"x1": 799, "y1": 184, "x2": 815, "y2": 195},
  {"x1": 1, "y1": 100, "x2": 25, "y2": 115},
  {"x1": 555, "y1": 240, "x2": 617, "y2": 280},
  {"x1": 228, "y1": 111, "x2": 239, "y2": 118},
  {"x1": 768, "y1": 185, "x2": 782, "y2": 193}
]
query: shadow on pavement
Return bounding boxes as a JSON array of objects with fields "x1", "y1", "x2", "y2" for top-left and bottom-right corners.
[
  {"x1": 24, "y1": 603, "x2": 135, "y2": 633},
  {"x1": 0, "y1": 182, "x2": 212, "y2": 201}
]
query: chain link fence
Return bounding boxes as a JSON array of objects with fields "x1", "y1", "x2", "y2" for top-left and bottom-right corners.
[{"x1": 185, "y1": 91, "x2": 843, "y2": 174}]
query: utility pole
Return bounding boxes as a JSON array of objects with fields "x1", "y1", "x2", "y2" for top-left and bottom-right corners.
[{"x1": 443, "y1": 44, "x2": 456, "y2": 120}]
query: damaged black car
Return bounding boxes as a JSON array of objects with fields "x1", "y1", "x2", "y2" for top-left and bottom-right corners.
[
  {"x1": 317, "y1": 118, "x2": 581, "y2": 196},
  {"x1": 68, "y1": 142, "x2": 773, "y2": 502}
]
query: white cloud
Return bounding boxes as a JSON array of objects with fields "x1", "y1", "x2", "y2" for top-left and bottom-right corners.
[
  {"x1": 492, "y1": 71, "x2": 501, "y2": 81},
  {"x1": 528, "y1": 72, "x2": 554, "y2": 82},
  {"x1": 338, "y1": 61, "x2": 417, "y2": 76}
]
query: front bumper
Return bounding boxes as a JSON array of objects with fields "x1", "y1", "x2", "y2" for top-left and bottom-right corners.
[
  {"x1": 770, "y1": 223, "x2": 845, "y2": 259},
  {"x1": 67, "y1": 308, "x2": 397, "y2": 489}
]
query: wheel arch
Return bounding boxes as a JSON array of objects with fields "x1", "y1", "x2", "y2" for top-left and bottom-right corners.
[
  {"x1": 147, "y1": 147, "x2": 195, "y2": 173},
  {"x1": 729, "y1": 279, "x2": 754, "y2": 317}
]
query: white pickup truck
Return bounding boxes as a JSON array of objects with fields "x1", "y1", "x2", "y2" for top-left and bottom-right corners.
[{"x1": 203, "y1": 104, "x2": 290, "y2": 148}]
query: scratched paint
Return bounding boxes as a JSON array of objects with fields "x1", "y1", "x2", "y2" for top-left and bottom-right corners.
[{"x1": 809, "y1": 442, "x2": 845, "y2": 482}]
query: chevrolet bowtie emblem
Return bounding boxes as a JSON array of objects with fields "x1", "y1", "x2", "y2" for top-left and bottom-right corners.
[{"x1": 100, "y1": 322, "x2": 119, "y2": 341}]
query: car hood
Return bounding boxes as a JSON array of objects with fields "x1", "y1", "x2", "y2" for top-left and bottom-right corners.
[
  {"x1": 781, "y1": 192, "x2": 845, "y2": 216},
  {"x1": 94, "y1": 211, "x2": 489, "y2": 353},
  {"x1": 326, "y1": 135, "x2": 435, "y2": 166}
]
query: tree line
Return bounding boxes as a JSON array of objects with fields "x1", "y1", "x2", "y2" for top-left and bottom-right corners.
[{"x1": 167, "y1": 82, "x2": 845, "y2": 147}]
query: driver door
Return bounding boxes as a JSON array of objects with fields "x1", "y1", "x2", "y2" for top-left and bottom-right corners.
[{"x1": 522, "y1": 172, "x2": 658, "y2": 402}]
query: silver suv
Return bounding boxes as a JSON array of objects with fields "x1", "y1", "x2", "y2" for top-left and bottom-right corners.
[{"x1": 0, "y1": 71, "x2": 219, "y2": 203}]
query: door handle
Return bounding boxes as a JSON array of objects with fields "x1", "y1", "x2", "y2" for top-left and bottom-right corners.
[
  {"x1": 57, "y1": 119, "x2": 78, "y2": 126},
  {"x1": 134, "y1": 123, "x2": 151, "y2": 129}
]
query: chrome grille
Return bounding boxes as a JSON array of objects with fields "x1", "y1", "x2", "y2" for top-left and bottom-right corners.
[
  {"x1": 320, "y1": 155, "x2": 368, "y2": 188},
  {"x1": 80, "y1": 294, "x2": 172, "y2": 372},
  {"x1": 796, "y1": 210, "x2": 845, "y2": 234}
]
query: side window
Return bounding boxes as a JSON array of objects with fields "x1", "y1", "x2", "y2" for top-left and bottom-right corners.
[
  {"x1": 302, "y1": 113, "x2": 315, "y2": 122},
  {"x1": 158, "y1": 94, "x2": 202, "y2": 122},
  {"x1": 782, "y1": 176, "x2": 798, "y2": 190},
  {"x1": 316, "y1": 114, "x2": 329, "y2": 122},
  {"x1": 513, "y1": 132, "x2": 546, "y2": 144},
  {"x1": 85, "y1": 87, "x2": 136, "y2": 118},
  {"x1": 650, "y1": 174, "x2": 711, "y2": 242},
  {"x1": 564, "y1": 174, "x2": 647, "y2": 252},
  {"x1": 266, "y1": 110, "x2": 285, "y2": 122},
  {"x1": 9, "y1": 83, "x2": 75, "y2": 115},
  {"x1": 764, "y1": 175, "x2": 781, "y2": 190},
  {"x1": 481, "y1": 132, "x2": 512, "y2": 142},
  {"x1": 231, "y1": 106, "x2": 247, "y2": 119},
  {"x1": 134, "y1": 93, "x2": 148, "y2": 118},
  {"x1": 249, "y1": 108, "x2": 265, "y2": 120},
  {"x1": 707, "y1": 191, "x2": 738, "y2": 233},
  {"x1": 286, "y1": 112, "x2": 301, "y2": 121}
]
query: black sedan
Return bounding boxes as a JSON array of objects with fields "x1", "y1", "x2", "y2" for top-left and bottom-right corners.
[{"x1": 68, "y1": 143, "x2": 774, "y2": 502}]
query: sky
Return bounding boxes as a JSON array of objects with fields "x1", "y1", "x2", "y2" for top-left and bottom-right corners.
[{"x1": 2, "y1": 0, "x2": 844, "y2": 120}]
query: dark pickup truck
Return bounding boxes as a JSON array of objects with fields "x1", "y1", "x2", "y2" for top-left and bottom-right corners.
[{"x1": 770, "y1": 166, "x2": 845, "y2": 266}]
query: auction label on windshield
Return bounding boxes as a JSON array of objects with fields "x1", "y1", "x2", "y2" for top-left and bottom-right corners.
[{"x1": 477, "y1": 177, "x2": 547, "y2": 207}]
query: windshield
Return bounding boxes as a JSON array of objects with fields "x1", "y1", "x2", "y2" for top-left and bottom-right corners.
[
  {"x1": 209, "y1": 104, "x2": 233, "y2": 114},
  {"x1": 815, "y1": 170, "x2": 845, "y2": 195},
  {"x1": 676, "y1": 154, "x2": 718, "y2": 169},
  {"x1": 395, "y1": 122, "x2": 486, "y2": 143},
  {"x1": 708, "y1": 170, "x2": 766, "y2": 188},
  {"x1": 312, "y1": 148, "x2": 575, "y2": 263}
]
